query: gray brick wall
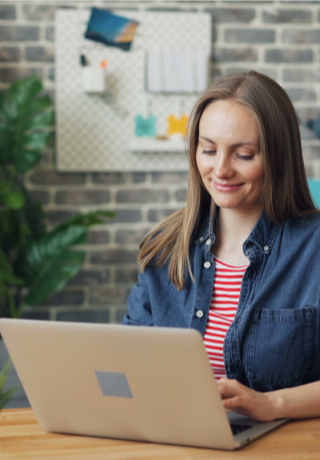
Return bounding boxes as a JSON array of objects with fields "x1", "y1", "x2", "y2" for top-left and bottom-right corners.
[{"x1": 1, "y1": 1, "x2": 320, "y2": 323}]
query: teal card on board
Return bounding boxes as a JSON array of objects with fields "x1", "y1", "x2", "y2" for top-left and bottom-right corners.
[{"x1": 134, "y1": 115, "x2": 157, "y2": 137}]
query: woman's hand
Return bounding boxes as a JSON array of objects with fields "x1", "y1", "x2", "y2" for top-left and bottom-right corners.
[
  {"x1": 217, "y1": 378, "x2": 279, "y2": 422},
  {"x1": 218, "y1": 378, "x2": 320, "y2": 421}
]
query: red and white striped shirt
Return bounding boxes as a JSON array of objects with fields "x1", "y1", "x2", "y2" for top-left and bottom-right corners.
[{"x1": 203, "y1": 256, "x2": 248, "y2": 380}]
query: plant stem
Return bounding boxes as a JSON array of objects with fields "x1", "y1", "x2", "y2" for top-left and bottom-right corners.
[
  {"x1": 0, "y1": 278, "x2": 6, "y2": 307},
  {"x1": 7, "y1": 286, "x2": 17, "y2": 318},
  {"x1": 16, "y1": 301, "x2": 25, "y2": 319},
  {"x1": 0, "y1": 278, "x2": 17, "y2": 317}
]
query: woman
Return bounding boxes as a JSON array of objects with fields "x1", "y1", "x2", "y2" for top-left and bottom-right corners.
[{"x1": 123, "y1": 71, "x2": 320, "y2": 422}]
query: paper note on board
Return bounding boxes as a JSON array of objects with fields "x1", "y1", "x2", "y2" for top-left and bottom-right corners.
[{"x1": 147, "y1": 49, "x2": 208, "y2": 93}]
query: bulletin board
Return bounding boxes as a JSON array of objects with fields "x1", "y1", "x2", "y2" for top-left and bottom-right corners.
[{"x1": 55, "y1": 10, "x2": 211, "y2": 171}]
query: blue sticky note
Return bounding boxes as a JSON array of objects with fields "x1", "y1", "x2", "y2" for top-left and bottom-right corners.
[
  {"x1": 308, "y1": 179, "x2": 320, "y2": 209},
  {"x1": 134, "y1": 115, "x2": 157, "y2": 137}
]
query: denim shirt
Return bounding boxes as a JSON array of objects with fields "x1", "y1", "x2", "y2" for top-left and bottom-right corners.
[{"x1": 123, "y1": 211, "x2": 320, "y2": 392}]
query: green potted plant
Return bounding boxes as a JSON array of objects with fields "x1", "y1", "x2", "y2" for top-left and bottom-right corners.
[
  {"x1": 0, "y1": 75, "x2": 114, "y2": 319},
  {"x1": 0, "y1": 76, "x2": 114, "y2": 408}
]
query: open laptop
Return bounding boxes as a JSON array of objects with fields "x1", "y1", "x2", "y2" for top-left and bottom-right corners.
[{"x1": 0, "y1": 319, "x2": 287, "y2": 450}]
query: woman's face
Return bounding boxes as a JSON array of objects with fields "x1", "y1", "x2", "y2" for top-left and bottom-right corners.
[{"x1": 196, "y1": 99, "x2": 264, "y2": 216}]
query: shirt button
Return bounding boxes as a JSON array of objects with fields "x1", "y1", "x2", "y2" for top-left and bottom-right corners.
[
  {"x1": 263, "y1": 245, "x2": 269, "y2": 252},
  {"x1": 199, "y1": 236, "x2": 204, "y2": 242},
  {"x1": 204, "y1": 261, "x2": 211, "y2": 269},
  {"x1": 196, "y1": 310, "x2": 204, "y2": 318},
  {"x1": 206, "y1": 239, "x2": 212, "y2": 246}
]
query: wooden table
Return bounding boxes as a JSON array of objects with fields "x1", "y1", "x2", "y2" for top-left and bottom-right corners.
[{"x1": 1, "y1": 409, "x2": 320, "y2": 460}]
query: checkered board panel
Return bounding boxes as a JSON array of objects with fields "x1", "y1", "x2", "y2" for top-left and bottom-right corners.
[{"x1": 55, "y1": 10, "x2": 211, "y2": 171}]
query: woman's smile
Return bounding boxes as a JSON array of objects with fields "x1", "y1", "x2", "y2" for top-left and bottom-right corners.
[{"x1": 213, "y1": 181, "x2": 245, "y2": 192}]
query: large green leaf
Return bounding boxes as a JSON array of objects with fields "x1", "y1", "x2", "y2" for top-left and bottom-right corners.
[
  {"x1": 24, "y1": 111, "x2": 54, "y2": 132},
  {"x1": 21, "y1": 188, "x2": 46, "y2": 239},
  {"x1": 0, "y1": 181, "x2": 25, "y2": 210},
  {"x1": 26, "y1": 95, "x2": 52, "y2": 117},
  {"x1": 0, "y1": 126, "x2": 14, "y2": 165},
  {"x1": 0, "y1": 250, "x2": 24, "y2": 285},
  {"x1": 0, "y1": 89, "x2": 17, "y2": 123},
  {"x1": 7, "y1": 75, "x2": 42, "y2": 108},
  {"x1": 17, "y1": 225, "x2": 88, "y2": 306},
  {"x1": 0, "y1": 76, "x2": 53, "y2": 172},
  {"x1": 25, "y1": 252, "x2": 85, "y2": 305},
  {"x1": 54, "y1": 210, "x2": 116, "y2": 233},
  {"x1": 13, "y1": 149, "x2": 42, "y2": 174},
  {"x1": 0, "y1": 203, "x2": 44, "y2": 263},
  {"x1": 0, "y1": 178, "x2": 45, "y2": 262}
]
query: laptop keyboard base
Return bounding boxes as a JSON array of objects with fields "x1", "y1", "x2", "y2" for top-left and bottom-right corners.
[{"x1": 230, "y1": 423, "x2": 252, "y2": 435}]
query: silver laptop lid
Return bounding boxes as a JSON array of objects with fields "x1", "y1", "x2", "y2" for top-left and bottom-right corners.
[{"x1": 0, "y1": 319, "x2": 287, "y2": 450}]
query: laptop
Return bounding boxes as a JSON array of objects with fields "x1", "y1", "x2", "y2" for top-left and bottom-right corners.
[{"x1": 0, "y1": 318, "x2": 287, "y2": 450}]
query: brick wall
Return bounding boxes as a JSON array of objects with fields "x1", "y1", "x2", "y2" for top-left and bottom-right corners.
[{"x1": 1, "y1": 1, "x2": 320, "y2": 323}]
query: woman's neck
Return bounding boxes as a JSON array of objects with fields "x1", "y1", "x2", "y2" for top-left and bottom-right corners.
[{"x1": 212, "y1": 207, "x2": 263, "y2": 265}]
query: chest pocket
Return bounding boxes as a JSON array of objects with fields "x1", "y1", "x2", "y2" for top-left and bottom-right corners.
[{"x1": 245, "y1": 307, "x2": 316, "y2": 391}]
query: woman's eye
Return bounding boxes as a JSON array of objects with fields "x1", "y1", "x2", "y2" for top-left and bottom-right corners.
[
  {"x1": 202, "y1": 149, "x2": 216, "y2": 155},
  {"x1": 237, "y1": 154, "x2": 253, "y2": 160}
]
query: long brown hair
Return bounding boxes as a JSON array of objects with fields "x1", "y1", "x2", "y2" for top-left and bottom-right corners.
[{"x1": 139, "y1": 71, "x2": 317, "y2": 289}]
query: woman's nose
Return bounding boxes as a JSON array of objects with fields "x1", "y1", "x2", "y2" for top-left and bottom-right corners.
[{"x1": 215, "y1": 153, "x2": 232, "y2": 178}]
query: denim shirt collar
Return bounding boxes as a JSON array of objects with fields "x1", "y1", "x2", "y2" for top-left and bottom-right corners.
[
  {"x1": 243, "y1": 211, "x2": 281, "y2": 257},
  {"x1": 195, "y1": 213, "x2": 215, "y2": 247},
  {"x1": 195, "y1": 209, "x2": 281, "y2": 258}
]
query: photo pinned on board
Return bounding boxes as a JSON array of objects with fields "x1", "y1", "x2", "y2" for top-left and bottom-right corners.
[{"x1": 85, "y1": 8, "x2": 139, "y2": 52}]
